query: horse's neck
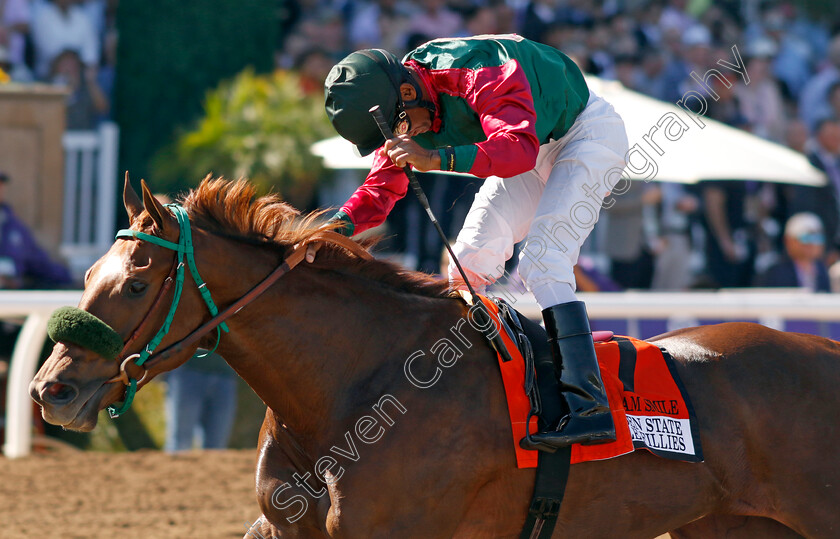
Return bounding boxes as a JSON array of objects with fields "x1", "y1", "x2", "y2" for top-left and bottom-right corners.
[{"x1": 217, "y1": 265, "x2": 460, "y2": 442}]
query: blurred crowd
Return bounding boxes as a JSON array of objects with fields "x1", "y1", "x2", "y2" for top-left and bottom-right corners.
[
  {"x1": 4, "y1": 0, "x2": 840, "y2": 292},
  {"x1": 274, "y1": 0, "x2": 840, "y2": 293},
  {"x1": 0, "y1": 0, "x2": 116, "y2": 129}
]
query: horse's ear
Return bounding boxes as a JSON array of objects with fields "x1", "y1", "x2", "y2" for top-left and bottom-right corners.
[
  {"x1": 140, "y1": 179, "x2": 174, "y2": 234},
  {"x1": 123, "y1": 172, "x2": 143, "y2": 223}
]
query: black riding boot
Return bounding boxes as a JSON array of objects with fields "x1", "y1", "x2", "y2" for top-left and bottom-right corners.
[{"x1": 526, "y1": 301, "x2": 615, "y2": 449}]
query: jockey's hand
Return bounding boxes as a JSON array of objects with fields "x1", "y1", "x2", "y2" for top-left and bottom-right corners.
[
  {"x1": 292, "y1": 241, "x2": 321, "y2": 263},
  {"x1": 305, "y1": 242, "x2": 321, "y2": 263},
  {"x1": 380, "y1": 135, "x2": 441, "y2": 172}
]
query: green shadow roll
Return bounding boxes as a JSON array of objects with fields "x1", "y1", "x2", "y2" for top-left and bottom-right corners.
[{"x1": 47, "y1": 306, "x2": 124, "y2": 361}]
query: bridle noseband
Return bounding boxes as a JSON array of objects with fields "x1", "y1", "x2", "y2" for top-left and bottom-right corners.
[{"x1": 105, "y1": 204, "x2": 371, "y2": 418}]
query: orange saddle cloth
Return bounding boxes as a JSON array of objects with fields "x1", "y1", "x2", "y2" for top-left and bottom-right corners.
[{"x1": 479, "y1": 297, "x2": 703, "y2": 469}]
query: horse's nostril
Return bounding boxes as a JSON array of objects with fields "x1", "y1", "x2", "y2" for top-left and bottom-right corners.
[{"x1": 44, "y1": 382, "x2": 77, "y2": 404}]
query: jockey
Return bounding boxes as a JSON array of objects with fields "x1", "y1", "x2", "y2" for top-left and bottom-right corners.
[{"x1": 323, "y1": 34, "x2": 629, "y2": 450}]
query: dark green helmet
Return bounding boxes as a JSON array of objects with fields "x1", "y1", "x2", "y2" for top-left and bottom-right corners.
[{"x1": 324, "y1": 49, "x2": 414, "y2": 156}]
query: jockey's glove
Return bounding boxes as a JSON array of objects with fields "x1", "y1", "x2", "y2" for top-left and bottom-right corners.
[{"x1": 328, "y1": 211, "x2": 355, "y2": 237}]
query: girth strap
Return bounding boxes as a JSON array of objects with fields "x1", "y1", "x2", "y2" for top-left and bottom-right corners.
[
  {"x1": 520, "y1": 447, "x2": 571, "y2": 539},
  {"x1": 506, "y1": 299, "x2": 571, "y2": 539}
]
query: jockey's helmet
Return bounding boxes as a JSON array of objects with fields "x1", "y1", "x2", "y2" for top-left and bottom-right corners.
[{"x1": 325, "y1": 49, "x2": 422, "y2": 156}]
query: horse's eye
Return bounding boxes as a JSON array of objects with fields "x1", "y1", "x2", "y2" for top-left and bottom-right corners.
[{"x1": 128, "y1": 281, "x2": 148, "y2": 296}]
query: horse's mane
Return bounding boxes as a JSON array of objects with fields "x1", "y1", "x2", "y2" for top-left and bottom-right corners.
[{"x1": 178, "y1": 177, "x2": 455, "y2": 299}]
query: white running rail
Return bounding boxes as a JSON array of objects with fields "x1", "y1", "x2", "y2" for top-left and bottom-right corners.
[
  {"x1": 4, "y1": 288, "x2": 840, "y2": 458},
  {"x1": 2, "y1": 291, "x2": 82, "y2": 458}
]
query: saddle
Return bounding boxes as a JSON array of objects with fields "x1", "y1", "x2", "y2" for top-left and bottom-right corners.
[{"x1": 459, "y1": 294, "x2": 704, "y2": 538}]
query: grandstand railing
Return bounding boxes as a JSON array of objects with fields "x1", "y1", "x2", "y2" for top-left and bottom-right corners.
[
  {"x1": 4, "y1": 289, "x2": 839, "y2": 458},
  {"x1": 60, "y1": 122, "x2": 119, "y2": 280}
]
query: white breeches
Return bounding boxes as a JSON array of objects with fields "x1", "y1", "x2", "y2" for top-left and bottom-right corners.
[{"x1": 448, "y1": 92, "x2": 629, "y2": 310}]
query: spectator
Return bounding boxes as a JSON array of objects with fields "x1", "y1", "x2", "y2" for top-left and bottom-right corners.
[
  {"x1": 799, "y1": 35, "x2": 840, "y2": 132},
  {"x1": 658, "y1": 0, "x2": 696, "y2": 35},
  {"x1": 0, "y1": 172, "x2": 72, "y2": 289},
  {"x1": 660, "y1": 24, "x2": 711, "y2": 103},
  {"x1": 574, "y1": 256, "x2": 622, "y2": 292},
  {"x1": 761, "y1": 7, "x2": 814, "y2": 102},
  {"x1": 462, "y1": 5, "x2": 499, "y2": 37},
  {"x1": 490, "y1": 0, "x2": 516, "y2": 35},
  {"x1": 700, "y1": 4, "x2": 741, "y2": 47},
  {"x1": 78, "y1": 0, "x2": 106, "y2": 42},
  {"x1": 280, "y1": 8, "x2": 348, "y2": 70},
  {"x1": 609, "y1": 14, "x2": 642, "y2": 58},
  {"x1": 519, "y1": 0, "x2": 561, "y2": 45},
  {"x1": 49, "y1": 49, "x2": 109, "y2": 129},
  {"x1": 829, "y1": 259, "x2": 840, "y2": 293},
  {"x1": 294, "y1": 47, "x2": 335, "y2": 96},
  {"x1": 765, "y1": 119, "x2": 812, "y2": 252},
  {"x1": 602, "y1": 182, "x2": 660, "y2": 290},
  {"x1": 754, "y1": 212, "x2": 830, "y2": 292},
  {"x1": 635, "y1": 48, "x2": 668, "y2": 100},
  {"x1": 0, "y1": 45, "x2": 10, "y2": 82},
  {"x1": 651, "y1": 182, "x2": 700, "y2": 290},
  {"x1": 584, "y1": 21, "x2": 616, "y2": 77},
  {"x1": 786, "y1": 118, "x2": 810, "y2": 153},
  {"x1": 699, "y1": 180, "x2": 758, "y2": 288},
  {"x1": 348, "y1": 0, "x2": 414, "y2": 56},
  {"x1": 827, "y1": 80, "x2": 840, "y2": 121},
  {"x1": 736, "y1": 39, "x2": 787, "y2": 142},
  {"x1": 706, "y1": 58, "x2": 749, "y2": 128},
  {"x1": 790, "y1": 117, "x2": 840, "y2": 262},
  {"x1": 613, "y1": 54, "x2": 641, "y2": 91},
  {"x1": 406, "y1": 0, "x2": 464, "y2": 41},
  {"x1": 0, "y1": 170, "x2": 72, "y2": 407},
  {"x1": 95, "y1": 27, "x2": 118, "y2": 123},
  {"x1": 0, "y1": 0, "x2": 32, "y2": 81},
  {"x1": 30, "y1": 0, "x2": 100, "y2": 80},
  {"x1": 635, "y1": 2, "x2": 664, "y2": 50},
  {"x1": 553, "y1": 0, "x2": 595, "y2": 29},
  {"x1": 165, "y1": 349, "x2": 239, "y2": 452}
]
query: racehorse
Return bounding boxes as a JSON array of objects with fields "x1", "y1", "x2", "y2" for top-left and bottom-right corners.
[{"x1": 30, "y1": 176, "x2": 839, "y2": 538}]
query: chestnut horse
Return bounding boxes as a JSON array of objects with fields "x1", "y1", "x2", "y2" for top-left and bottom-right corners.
[{"x1": 31, "y1": 177, "x2": 840, "y2": 538}]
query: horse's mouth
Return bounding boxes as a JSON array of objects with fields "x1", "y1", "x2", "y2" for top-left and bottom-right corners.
[{"x1": 39, "y1": 382, "x2": 113, "y2": 432}]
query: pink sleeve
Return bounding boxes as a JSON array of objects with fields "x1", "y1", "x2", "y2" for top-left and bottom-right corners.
[
  {"x1": 466, "y1": 61, "x2": 540, "y2": 178},
  {"x1": 340, "y1": 151, "x2": 409, "y2": 235}
]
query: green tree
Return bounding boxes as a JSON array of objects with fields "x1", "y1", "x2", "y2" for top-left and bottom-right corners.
[
  {"x1": 152, "y1": 69, "x2": 333, "y2": 208},
  {"x1": 114, "y1": 0, "x2": 277, "y2": 190}
]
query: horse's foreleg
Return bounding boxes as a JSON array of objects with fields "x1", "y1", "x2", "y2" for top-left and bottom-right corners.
[
  {"x1": 670, "y1": 515, "x2": 805, "y2": 539},
  {"x1": 254, "y1": 410, "x2": 329, "y2": 538},
  {"x1": 244, "y1": 515, "x2": 284, "y2": 539}
]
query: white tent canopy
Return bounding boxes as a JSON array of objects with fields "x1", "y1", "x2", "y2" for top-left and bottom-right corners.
[{"x1": 312, "y1": 76, "x2": 825, "y2": 187}]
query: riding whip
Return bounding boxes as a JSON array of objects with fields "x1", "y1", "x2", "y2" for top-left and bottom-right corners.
[{"x1": 369, "y1": 105, "x2": 512, "y2": 362}]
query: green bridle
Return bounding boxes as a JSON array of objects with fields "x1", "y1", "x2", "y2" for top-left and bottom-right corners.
[
  {"x1": 106, "y1": 203, "x2": 229, "y2": 417},
  {"x1": 47, "y1": 204, "x2": 370, "y2": 421}
]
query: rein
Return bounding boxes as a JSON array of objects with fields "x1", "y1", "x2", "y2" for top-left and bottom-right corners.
[{"x1": 105, "y1": 205, "x2": 371, "y2": 417}]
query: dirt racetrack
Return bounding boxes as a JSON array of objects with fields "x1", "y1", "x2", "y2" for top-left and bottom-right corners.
[
  {"x1": 0, "y1": 449, "x2": 674, "y2": 538},
  {"x1": 0, "y1": 449, "x2": 258, "y2": 538}
]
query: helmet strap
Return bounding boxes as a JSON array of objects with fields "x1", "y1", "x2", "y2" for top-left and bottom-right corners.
[
  {"x1": 359, "y1": 49, "x2": 437, "y2": 118},
  {"x1": 402, "y1": 78, "x2": 436, "y2": 115}
]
